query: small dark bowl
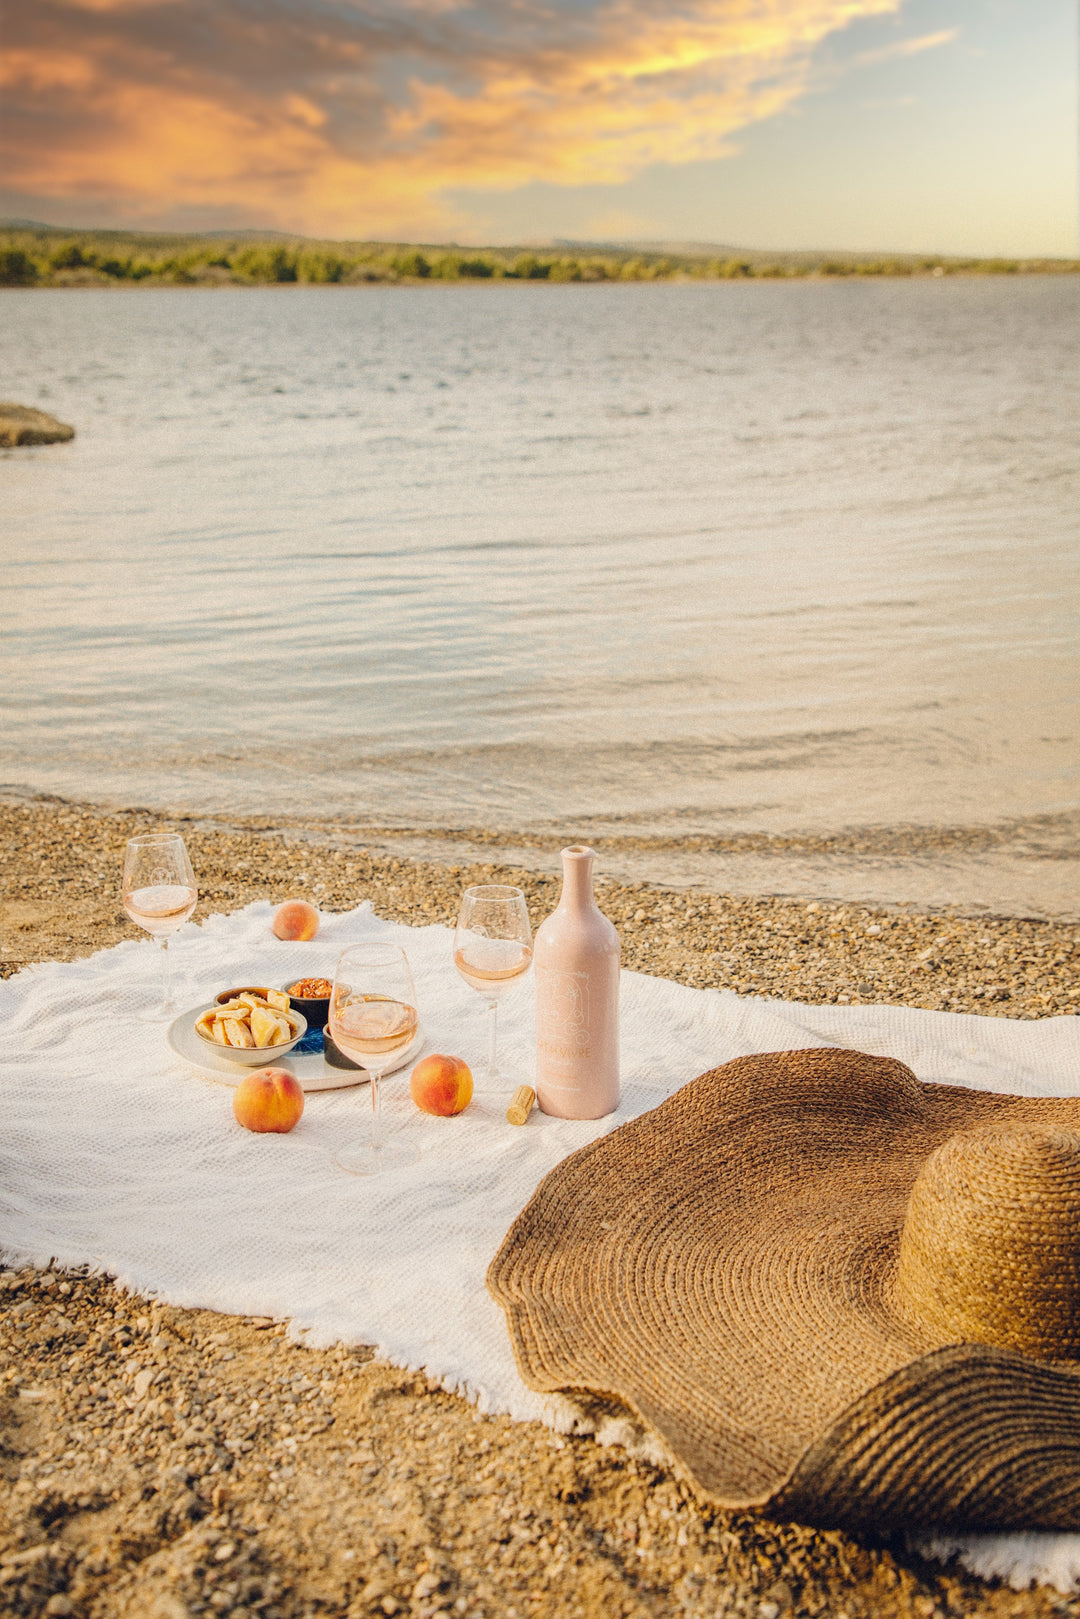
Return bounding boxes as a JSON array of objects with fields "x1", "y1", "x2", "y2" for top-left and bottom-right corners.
[
  {"x1": 322, "y1": 1028, "x2": 364, "y2": 1071},
  {"x1": 280, "y1": 979, "x2": 331, "y2": 1031}
]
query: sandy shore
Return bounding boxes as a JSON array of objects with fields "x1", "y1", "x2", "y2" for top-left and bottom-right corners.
[{"x1": 2, "y1": 795, "x2": 1078, "y2": 1619}]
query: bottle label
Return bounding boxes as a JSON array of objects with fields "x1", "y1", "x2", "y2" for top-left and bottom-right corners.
[{"x1": 536, "y1": 965, "x2": 590, "y2": 1074}]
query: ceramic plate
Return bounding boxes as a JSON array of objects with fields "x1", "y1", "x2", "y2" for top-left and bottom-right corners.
[{"x1": 167, "y1": 1005, "x2": 426, "y2": 1092}]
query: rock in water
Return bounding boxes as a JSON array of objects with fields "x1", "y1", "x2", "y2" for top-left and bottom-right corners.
[{"x1": 0, "y1": 403, "x2": 75, "y2": 447}]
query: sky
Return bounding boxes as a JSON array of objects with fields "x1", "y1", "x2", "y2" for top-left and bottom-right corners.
[{"x1": 1, "y1": 0, "x2": 1075, "y2": 256}]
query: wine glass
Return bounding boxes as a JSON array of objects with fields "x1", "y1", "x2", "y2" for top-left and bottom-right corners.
[
  {"x1": 453, "y1": 885, "x2": 533, "y2": 1094},
  {"x1": 122, "y1": 833, "x2": 198, "y2": 1022},
  {"x1": 331, "y1": 943, "x2": 420, "y2": 1176}
]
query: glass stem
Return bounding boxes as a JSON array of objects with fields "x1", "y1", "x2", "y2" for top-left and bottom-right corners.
[
  {"x1": 487, "y1": 997, "x2": 499, "y2": 1081},
  {"x1": 370, "y1": 1070, "x2": 383, "y2": 1152},
  {"x1": 159, "y1": 934, "x2": 172, "y2": 1011}
]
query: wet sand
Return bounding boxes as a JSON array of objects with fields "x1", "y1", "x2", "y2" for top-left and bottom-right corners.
[{"x1": 2, "y1": 795, "x2": 1079, "y2": 1619}]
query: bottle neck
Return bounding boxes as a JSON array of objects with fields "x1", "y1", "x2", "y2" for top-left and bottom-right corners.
[{"x1": 560, "y1": 845, "x2": 596, "y2": 911}]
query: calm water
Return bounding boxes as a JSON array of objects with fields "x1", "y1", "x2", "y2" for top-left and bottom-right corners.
[{"x1": 3, "y1": 280, "x2": 1079, "y2": 914}]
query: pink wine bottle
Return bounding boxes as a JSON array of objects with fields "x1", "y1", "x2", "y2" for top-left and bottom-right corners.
[{"x1": 534, "y1": 845, "x2": 620, "y2": 1119}]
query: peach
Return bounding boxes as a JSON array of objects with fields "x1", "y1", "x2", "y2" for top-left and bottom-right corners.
[
  {"x1": 272, "y1": 899, "x2": 320, "y2": 941},
  {"x1": 233, "y1": 1067, "x2": 305, "y2": 1133},
  {"x1": 410, "y1": 1053, "x2": 473, "y2": 1117}
]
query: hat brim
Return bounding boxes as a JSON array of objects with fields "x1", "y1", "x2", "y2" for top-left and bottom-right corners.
[{"x1": 487, "y1": 1048, "x2": 1080, "y2": 1531}]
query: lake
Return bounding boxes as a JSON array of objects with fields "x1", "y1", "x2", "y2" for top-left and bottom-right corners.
[{"x1": 2, "y1": 278, "x2": 1078, "y2": 915}]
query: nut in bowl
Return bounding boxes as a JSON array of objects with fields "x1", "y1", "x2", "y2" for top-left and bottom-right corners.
[
  {"x1": 194, "y1": 988, "x2": 307, "y2": 1066},
  {"x1": 281, "y1": 976, "x2": 333, "y2": 1032}
]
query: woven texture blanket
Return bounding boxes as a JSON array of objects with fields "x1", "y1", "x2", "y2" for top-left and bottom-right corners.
[{"x1": 3, "y1": 900, "x2": 1080, "y2": 1591}]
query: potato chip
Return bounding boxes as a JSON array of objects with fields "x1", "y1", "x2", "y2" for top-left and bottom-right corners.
[
  {"x1": 223, "y1": 1019, "x2": 254, "y2": 1049},
  {"x1": 249, "y1": 1005, "x2": 280, "y2": 1048}
]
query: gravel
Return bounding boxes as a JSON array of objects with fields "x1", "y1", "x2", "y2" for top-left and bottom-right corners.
[{"x1": 2, "y1": 794, "x2": 1078, "y2": 1619}]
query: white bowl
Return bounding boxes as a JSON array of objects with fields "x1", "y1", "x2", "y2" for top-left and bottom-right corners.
[{"x1": 193, "y1": 999, "x2": 307, "y2": 1066}]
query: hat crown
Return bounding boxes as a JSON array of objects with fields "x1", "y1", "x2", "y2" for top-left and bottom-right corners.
[{"x1": 897, "y1": 1126, "x2": 1080, "y2": 1360}]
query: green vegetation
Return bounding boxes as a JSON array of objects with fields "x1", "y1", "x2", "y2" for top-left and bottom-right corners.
[{"x1": 1, "y1": 225, "x2": 1076, "y2": 287}]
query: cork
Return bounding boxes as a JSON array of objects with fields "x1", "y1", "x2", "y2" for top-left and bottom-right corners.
[{"x1": 507, "y1": 1085, "x2": 537, "y2": 1126}]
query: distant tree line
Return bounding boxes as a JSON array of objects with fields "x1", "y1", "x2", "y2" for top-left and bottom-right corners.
[{"x1": 1, "y1": 229, "x2": 1076, "y2": 288}]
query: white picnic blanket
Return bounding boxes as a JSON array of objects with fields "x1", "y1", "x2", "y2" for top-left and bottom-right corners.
[{"x1": 3, "y1": 899, "x2": 1080, "y2": 1592}]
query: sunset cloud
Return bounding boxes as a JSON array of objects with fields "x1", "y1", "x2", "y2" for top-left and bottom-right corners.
[
  {"x1": 852, "y1": 26, "x2": 958, "y2": 67},
  {"x1": 1, "y1": 0, "x2": 916, "y2": 237}
]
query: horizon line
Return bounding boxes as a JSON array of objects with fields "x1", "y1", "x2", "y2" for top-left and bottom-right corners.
[{"x1": 2, "y1": 221, "x2": 1076, "y2": 265}]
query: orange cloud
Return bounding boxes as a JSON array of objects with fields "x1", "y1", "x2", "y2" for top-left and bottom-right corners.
[
  {"x1": 852, "y1": 26, "x2": 958, "y2": 66},
  {"x1": 1, "y1": 0, "x2": 910, "y2": 237}
]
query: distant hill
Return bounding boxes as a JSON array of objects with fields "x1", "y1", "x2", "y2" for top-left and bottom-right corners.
[
  {"x1": 1, "y1": 221, "x2": 1076, "y2": 286},
  {"x1": 548, "y1": 237, "x2": 980, "y2": 268}
]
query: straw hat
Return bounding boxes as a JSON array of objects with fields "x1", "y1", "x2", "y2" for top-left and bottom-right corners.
[{"x1": 487, "y1": 1048, "x2": 1080, "y2": 1531}]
